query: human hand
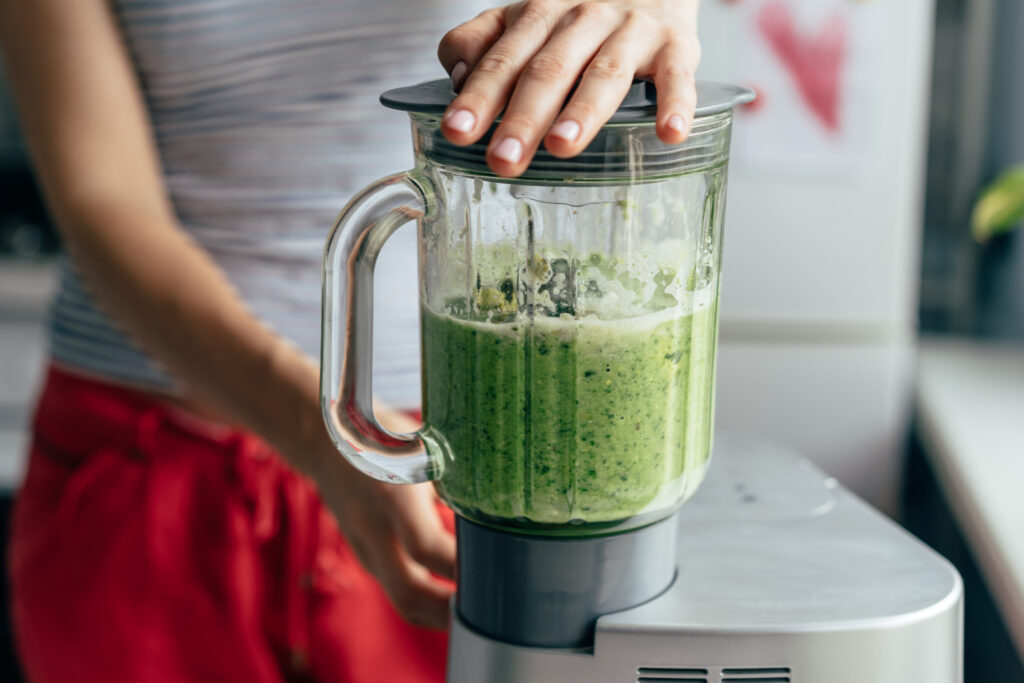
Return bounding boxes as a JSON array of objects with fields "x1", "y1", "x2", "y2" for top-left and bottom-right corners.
[
  {"x1": 438, "y1": 0, "x2": 701, "y2": 177},
  {"x1": 314, "y1": 407, "x2": 455, "y2": 630}
]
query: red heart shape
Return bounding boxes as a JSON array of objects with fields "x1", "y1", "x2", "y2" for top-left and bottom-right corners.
[{"x1": 757, "y1": 1, "x2": 847, "y2": 132}]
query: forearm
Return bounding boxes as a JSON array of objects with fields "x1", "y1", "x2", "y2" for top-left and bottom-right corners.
[{"x1": 55, "y1": 195, "x2": 330, "y2": 476}]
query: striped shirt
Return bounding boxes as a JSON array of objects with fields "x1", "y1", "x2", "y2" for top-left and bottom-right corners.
[{"x1": 50, "y1": 0, "x2": 497, "y2": 408}]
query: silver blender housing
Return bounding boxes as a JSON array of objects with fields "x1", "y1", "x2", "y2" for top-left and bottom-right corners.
[{"x1": 448, "y1": 438, "x2": 963, "y2": 683}]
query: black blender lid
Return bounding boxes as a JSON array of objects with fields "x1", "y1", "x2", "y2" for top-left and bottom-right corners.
[
  {"x1": 381, "y1": 78, "x2": 753, "y2": 182},
  {"x1": 381, "y1": 78, "x2": 754, "y2": 122}
]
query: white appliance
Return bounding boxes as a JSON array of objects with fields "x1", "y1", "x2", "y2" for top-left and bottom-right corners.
[{"x1": 448, "y1": 437, "x2": 963, "y2": 683}]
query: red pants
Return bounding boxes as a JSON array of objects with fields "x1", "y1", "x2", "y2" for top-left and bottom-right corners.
[{"x1": 9, "y1": 365, "x2": 449, "y2": 682}]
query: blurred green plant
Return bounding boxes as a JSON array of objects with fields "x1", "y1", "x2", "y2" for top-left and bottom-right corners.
[{"x1": 972, "y1": 164, "x2": 1024, "y2": 243}]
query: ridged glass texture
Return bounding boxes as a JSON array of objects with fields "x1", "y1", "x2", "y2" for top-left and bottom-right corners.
[{"x1": 416, "y1": 116, "x2": 732, "y2": 536}]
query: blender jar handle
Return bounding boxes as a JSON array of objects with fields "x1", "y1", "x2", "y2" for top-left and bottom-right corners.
[{"x1": 321, "y1": 171, "x2": 435, "y2": 484}]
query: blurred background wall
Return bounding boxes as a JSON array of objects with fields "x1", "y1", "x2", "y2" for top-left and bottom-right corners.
[
  {"x1": 696, "y1": 0, "x2": 1023, "y2": 515},
  {"x1": 698, "y1": 0, "x2": 934, "y2": 516}
]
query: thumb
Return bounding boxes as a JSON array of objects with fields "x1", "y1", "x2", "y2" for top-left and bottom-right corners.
[{"x1": 389, "y1": 483, "x2": 457, "y2": 580}]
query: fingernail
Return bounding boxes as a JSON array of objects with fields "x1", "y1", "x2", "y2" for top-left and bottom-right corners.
[
  {"x1": 667, "y1": 114, "x2": 687, "y2": 134},
  {"x1": 451, "y1": 61, "x2": 468, "y2": 90},
  {"x1": 549, "y1": 120, "x2": 581, "y2": 143},
  {"x1": 492, "y1": 137, "x2": 523, "y2": 164},
  {"x1": 444, "y1": 108, "x2": 476, "y2": 133}
]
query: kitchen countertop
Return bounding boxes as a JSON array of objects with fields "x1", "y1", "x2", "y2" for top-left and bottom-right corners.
[{"x1": 916, "y1": 335, "x2": 1024, "y2": 661}]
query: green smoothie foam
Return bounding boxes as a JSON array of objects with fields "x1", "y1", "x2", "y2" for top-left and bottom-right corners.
[{"x1": 420, "y1": 252, "x2": 718, "y2": 531}]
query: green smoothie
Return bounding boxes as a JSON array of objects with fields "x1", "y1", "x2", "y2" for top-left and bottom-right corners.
[{"x1": 421, "y1": 280, "x2": 718, "y2": 531}]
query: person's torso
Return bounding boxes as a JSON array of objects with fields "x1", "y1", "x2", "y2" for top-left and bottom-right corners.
[{"x1": 50, "y1": 0, "x2": 497, "y2": 406}]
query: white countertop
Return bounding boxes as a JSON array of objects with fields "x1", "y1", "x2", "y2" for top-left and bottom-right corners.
[{"x1": 916, "y1": 336, "x2": 1024, "y2": 659}]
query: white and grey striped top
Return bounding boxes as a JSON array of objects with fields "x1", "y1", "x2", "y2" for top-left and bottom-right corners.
[{"x1": 50, "y1": 0, "x2": 496, "y2": 408}]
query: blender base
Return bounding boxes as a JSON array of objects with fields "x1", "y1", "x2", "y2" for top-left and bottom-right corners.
[
  {"x1": 447, "y1": 436, "x2": 963, "y2": 683},
  {"x1": 455, "y1": 512, "x2": 678, "y2": 648}
]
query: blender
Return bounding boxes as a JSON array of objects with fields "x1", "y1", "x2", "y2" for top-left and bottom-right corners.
[{"x1": 321, "y1": 80, "x2": 963, "y2": 682}]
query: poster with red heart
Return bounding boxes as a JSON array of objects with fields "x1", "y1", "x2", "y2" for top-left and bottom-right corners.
[{"x1": 725, "y1": 0, "x2": 882, "y2": 177}]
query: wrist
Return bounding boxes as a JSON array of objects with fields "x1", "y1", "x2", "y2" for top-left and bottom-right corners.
[{"x1": 252, "y1": 339, "x2": 335, "y2": 477}]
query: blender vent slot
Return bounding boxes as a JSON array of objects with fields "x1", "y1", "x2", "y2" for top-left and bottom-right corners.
[
  {"x1": 721, "y1": 666, "x2": 791, "y2": 682},
  {"x1": 636, "y1": 666, "x2": 791, "y2": 682},
  {"x1": 636, "y1": 666, "x2": 707, "y2": 682}
]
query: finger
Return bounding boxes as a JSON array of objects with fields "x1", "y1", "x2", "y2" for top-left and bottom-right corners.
[
  {"x1": 544, "y1": 21, "x2": 658, "y2": 158},
  {"x1": 442, "y1": 0, "x2": 566, "y2": 145},
  {"x1": 374, "y1": 540, "x2": 454, "y2": 630},
  {"x1": 345, "y1": 502, "x2": 452, "y2": 629},
  {"x1": 485, "y1": 2, "x2": 621, "y2": 177},
  {"x1": 437, "y1": 8, "x2": 506, "y2": 91},
  {"x1": 390, "y1": 483, "x2": 457, "y2": 580},
  {"x1": 651, "y1": 40, "x2": 700, "y2": 145}
]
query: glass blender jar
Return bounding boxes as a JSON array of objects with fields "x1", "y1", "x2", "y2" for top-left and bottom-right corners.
[{"x1": 322, "y1": 78, "x2": 752, "y2": 647}]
